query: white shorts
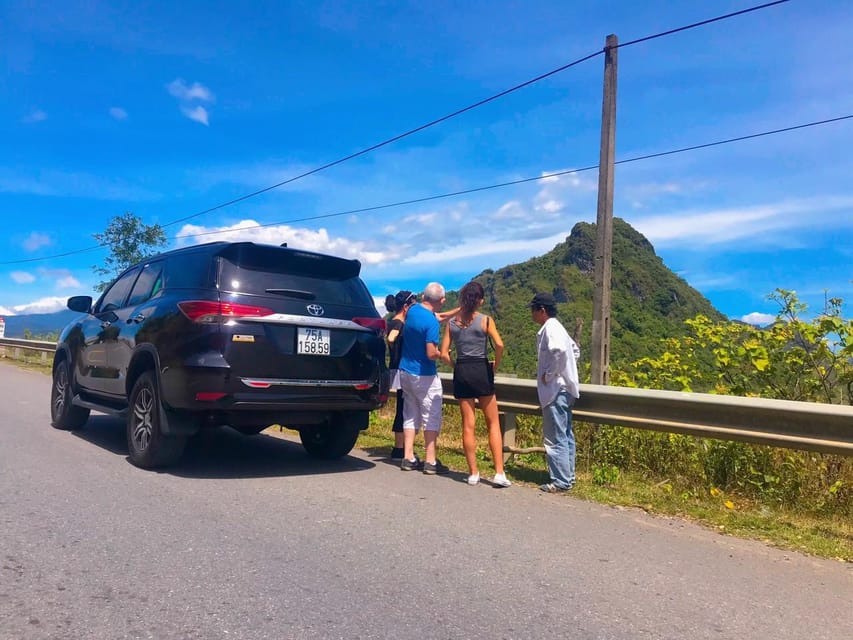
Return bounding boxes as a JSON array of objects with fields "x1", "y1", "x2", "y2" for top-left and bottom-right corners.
[{"x1": 399, "y1": 371, "x2": 443, "y2": 433}]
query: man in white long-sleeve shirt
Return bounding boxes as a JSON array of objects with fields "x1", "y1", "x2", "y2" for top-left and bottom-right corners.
[{"x1": 529, "y1": 292, "x2": 581, "y2": 492}]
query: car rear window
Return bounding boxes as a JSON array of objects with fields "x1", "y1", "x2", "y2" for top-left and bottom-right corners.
[{"x1": 216, "y1": 244, "x2": 373, "y2": 306}]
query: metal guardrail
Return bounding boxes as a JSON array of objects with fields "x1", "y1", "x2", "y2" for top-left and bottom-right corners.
[
  {"x1": 0, "y1": 336, "x2": 57, "y2": 365},
  {"x1": 439, "y1": 373, "x2": 853, "y2": 457},
  {"x1": 1, "y1": 337, "x2": 850, "y2": 455}
]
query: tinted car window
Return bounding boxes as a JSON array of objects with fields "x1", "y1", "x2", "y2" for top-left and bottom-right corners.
[
  {"x1": 164, "y1": 251, "x2": 215, "y2": 289},
  {"x1": 127, "y1": 262, "x2": 164, "y2": 307},
  {"x1": 218, "y1": 246, "x2": 373, "y2": 306},
  {"x1": 98, "y1": 268, "x2": 141, "y2": 312}
]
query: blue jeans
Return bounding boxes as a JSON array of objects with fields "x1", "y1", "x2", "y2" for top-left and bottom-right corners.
[{"x1": 541, "y1": 390, "x2": 576, "y2": 489}]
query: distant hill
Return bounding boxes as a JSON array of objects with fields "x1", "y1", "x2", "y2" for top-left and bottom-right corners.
[
  {"x1": 2, "y1": 309, "x2": 83, "y2": 339},
  {"x1": 445, "y1": 218, "x2": 725, "y2": 378}
]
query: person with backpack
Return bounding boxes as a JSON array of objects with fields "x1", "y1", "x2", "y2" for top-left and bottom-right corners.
[{"x1": 384, "y1": 290, "x2": 417, "y2": 460}]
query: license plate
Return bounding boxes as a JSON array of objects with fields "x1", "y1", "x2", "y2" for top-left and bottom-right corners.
[{"x1": 297, "y1": 327, "x2": 331, "y2": 356}]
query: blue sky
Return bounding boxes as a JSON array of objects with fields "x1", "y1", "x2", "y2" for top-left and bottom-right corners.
[{"x1": 1, "y1": 0, "x2": 851, "y2": 324}]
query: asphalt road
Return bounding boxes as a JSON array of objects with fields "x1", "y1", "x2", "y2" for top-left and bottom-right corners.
[{"x1": 1, "y1": 361, "x2": 851, "y2": 640}]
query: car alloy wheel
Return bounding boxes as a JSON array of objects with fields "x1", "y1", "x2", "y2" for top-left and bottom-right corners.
[
  {"x1": 52, "y1": 364, "x2": 69, "y2": 419},
  {"x1": 131, "y1": 385, "x2": 155, "y2": 452},
  {"x1": 50, "y1": 360, "x2": 89, "y2": 430}
]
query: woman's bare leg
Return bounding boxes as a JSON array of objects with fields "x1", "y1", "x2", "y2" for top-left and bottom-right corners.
[
  {"x1": 478, "y1": 394, "x2": 504, "y2": 475},
  {"x1": 460, "y1": 399, "x2": 478, "y2": 476}
]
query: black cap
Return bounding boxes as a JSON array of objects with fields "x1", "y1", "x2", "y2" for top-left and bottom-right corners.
[{"x1": 528, "y1": 292, "x2": 556, "y2": 308}]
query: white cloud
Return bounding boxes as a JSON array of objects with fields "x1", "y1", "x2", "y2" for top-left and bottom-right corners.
[
  {"x1": 401, "y1": 231, "x2": 567, "y2": 266},
  {"x1": 539, "y1": 169, "x2": 596, "y2": 191},
  {"x1": 57, "y1": 276, "x2": 82, "y2": 288},
  {"x1": 536, "y1": 199, "x2": 563, "y2": 213},
  {"x1": 529, "y1": 169, "x2": 596, "y2": 221},
  {"x1": 176, "y1": 220, "x2": 389, "y2": 264},
  {"x1": 23, "y1": 109, "x2": 47, "y2": 123},
  {"x1": 10, "y1": 271, "x2": 36, "y2": 284},
  {"x1": 37, "y1": 267, "x2": 82, "y2": 290},
  {"x1": 741, "y1": 312, "x2": 776, "y2": 326},
  {"x1": 0, "y1": 306, "x2": 15, "y2": 315},
  {"x1": 167, "y1": 79, "x2": 215, "y2": 102},
  {"x1": 181, "y1": 105, "x2": 210, "y2": 126},
  {"x1": 22, "y1": 231, "x2": 51, "y2": 251},
  {"x1": 493, "y1": 200, "x2": 526, "y2": 220},
  {"x1": 167, "y1": 79, "x2": 215, "y2": 125},
  {"x1": 631, "y1": 195, "x2": 853, "y2": 247},
  {"x1": 109, "y1": 107, "x2": 128, "y2": 120},
  {"x1": 402, "y1": 212, "x2": 437, "y2": 225},
  {"x1": 11, "y1": 296, "x2": 68, "y2": 315}
]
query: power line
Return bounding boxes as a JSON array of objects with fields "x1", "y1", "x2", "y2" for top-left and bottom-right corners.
[
  {"x1": 155, "y1": 0, "x2": 791, "y2": 230},
  {"x1": 0, "y1": 1, "x2": 800, "y2": 267},
  {"x1": 3, "y1": 113, "x2": 847, "y2": 266},
  {"x1": 158, "y1": 49, "x2": 604, "y2": 230},
  {"x1": 5, "y1": 47, "x2": 604, "y2": 266},
  {"x1": 618, "y1": 0, "x2": 791, "y2": 49},
  {"x1": 166, "y1": 114, "x2": 852, "y2": 241},
  {"x1": 2, "y1": 113, "x2": 848, "y2": 266}
]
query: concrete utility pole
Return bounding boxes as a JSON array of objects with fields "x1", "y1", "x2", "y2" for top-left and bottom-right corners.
[{"x1": 591, "y1": 34, "x2": 618, "y2": 385}]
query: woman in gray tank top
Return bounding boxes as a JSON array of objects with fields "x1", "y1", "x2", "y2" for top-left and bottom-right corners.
[{"x1": 439, "y1": 281, "x2": 511, "y2": 487}]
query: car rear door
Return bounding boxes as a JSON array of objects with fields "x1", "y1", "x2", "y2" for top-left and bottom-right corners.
[{"x1": 212, "y1": 244, "x2": 384, "y2": 387}]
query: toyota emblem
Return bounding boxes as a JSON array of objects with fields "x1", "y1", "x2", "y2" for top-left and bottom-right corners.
[{"x1": 306, "y1": 304, "x2": 324, "y2": 316}]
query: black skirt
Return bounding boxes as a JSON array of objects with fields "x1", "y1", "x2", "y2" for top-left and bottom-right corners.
[{"x1": 453, "y1": 358, "x2": 495, "y2": 399}]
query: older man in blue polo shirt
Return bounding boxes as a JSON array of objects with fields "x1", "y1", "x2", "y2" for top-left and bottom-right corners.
[{"x1": 398, "y1": 282, "x2": 449, "y2": 475}]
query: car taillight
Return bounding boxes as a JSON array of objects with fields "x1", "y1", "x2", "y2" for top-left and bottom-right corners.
[
  {"x1": 178, "y1": 301, "x2": 275, "y2": 323},
  {"x1": 353, "y1": 317, "x2": 386, "y2": 333}
]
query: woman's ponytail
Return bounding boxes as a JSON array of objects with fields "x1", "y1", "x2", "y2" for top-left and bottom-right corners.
[{"x1": 384, "y1": 294, "x2": 397, "y2": 313}]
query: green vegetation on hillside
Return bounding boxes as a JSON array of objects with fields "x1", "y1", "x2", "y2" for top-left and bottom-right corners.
[{"x1": 446, "y1": 218, "x2": 725, "y2": 378}]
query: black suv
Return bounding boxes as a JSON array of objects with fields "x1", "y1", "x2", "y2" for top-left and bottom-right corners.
[{"x1": 50, "y1": 241, "x2": 388, "y2": 468}]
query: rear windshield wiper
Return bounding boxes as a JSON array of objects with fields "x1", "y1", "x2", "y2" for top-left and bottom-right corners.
[{"x1": 265, "y1": 288, "x2": 316, "y2": 300}]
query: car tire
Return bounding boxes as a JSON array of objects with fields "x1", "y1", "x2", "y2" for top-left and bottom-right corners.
[
  {"x1": 127, "y1": 371, "x2": 187, "y2": 469},
  {"x1": 50, "y1": 359, "x2": 90, "y2": 430},
  {"x1": 299, "y1": 423, "x2": 360, "y2": 459}
]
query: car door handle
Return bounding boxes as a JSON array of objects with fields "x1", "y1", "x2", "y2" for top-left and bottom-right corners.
[{"x1": 128, "y1": 313, "x2": 146, "y2": 324}]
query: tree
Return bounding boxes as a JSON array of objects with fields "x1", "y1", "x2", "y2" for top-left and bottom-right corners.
[
  {"x1": 92, "y1": 212, "x2": 167, "y2": 291},
  {"x1": 614, "y1": 289, "x2": 853, "y2": 405}
]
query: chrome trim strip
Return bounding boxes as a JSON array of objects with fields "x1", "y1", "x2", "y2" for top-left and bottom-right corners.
[
  {"x1": 240, "y1": 377, "x2": 375, "y2": 388},
  {"x1": 238, "y1": 313, "x2": 371, "y2": 331}
]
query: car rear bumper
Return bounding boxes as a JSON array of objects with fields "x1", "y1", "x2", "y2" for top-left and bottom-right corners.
[{"x1": 160, "y1": 365, "x2": 389, "y2": 416}]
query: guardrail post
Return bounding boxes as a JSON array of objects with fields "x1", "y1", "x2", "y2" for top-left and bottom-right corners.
[{"x1": 499, "y1": 411, "x2": 517, "y2": 464}]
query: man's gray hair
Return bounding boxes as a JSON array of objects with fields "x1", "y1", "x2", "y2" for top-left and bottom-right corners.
[{"x1": 423, "y1": 282, "x2": 445, "y2": 302}]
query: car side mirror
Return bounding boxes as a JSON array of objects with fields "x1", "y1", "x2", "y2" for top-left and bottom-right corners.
[{"x1": 67, "y1": 295, "x2": 93, "y2": 314}]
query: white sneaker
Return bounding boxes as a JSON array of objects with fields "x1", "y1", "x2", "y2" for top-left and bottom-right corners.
[
  {"x1": 467, "y1": 473, "x2": 480, "y2": 486},
  {"x1": 492, "y1": 473, "x2": 512, "y2": 488}
]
